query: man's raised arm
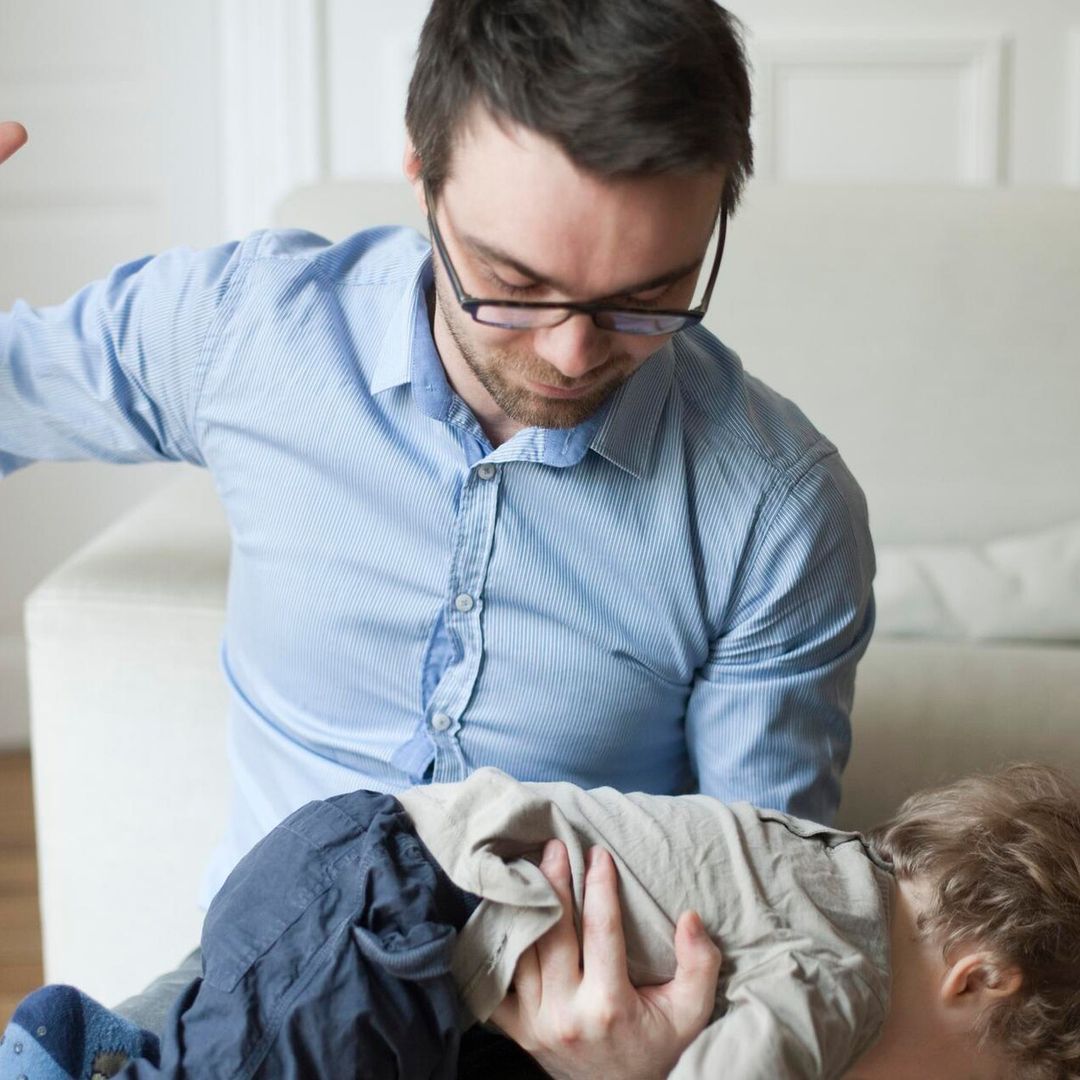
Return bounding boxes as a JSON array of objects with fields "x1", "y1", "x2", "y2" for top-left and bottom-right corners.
[{"x1": 1, "y1": 122, "x2": 244, "y2": 477}]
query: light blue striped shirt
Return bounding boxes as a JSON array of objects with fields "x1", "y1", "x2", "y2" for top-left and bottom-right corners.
[{"x1": 1, "y1": 225, "x2": 874, "y2": 905}]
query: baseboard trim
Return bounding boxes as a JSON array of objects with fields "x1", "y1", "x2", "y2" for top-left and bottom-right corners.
[{"x1": 0, "y1": 633, "x2": 30, "y2": 749}]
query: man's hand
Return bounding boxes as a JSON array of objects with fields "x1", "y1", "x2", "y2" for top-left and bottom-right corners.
[
  {"x1": 0, "y1": 122, "x2": 28, "y2": 167},
  {"x1": 491, "y1": 839, "x2": 723, "y2": 1080}
]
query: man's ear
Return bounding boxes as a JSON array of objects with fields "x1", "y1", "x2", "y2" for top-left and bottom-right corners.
[
  {"x1": 941, "y1": 952, "x2": 1023, "y2": 1009},
  {"x1": 402, "y1": 136, "x2": 427, "y2": 216}
]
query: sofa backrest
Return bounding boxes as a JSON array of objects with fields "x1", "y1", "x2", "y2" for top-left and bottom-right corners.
[{"x1": 712, "y1": 185, "x2": 1080, "y2": 545}]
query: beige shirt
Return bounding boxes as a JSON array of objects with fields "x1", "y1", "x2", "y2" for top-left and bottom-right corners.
[{"x1": 398, "y1": 767, "x2": 892, "y2": 1080}]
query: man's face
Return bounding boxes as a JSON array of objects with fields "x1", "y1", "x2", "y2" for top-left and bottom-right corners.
[{"x1": 411, "y1": 107, "x2": 726, "y2": 433}]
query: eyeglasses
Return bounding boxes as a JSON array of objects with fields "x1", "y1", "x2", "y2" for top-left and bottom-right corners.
[{"x1": 425, "y1": 188, "x2": 727, "y2": 337}]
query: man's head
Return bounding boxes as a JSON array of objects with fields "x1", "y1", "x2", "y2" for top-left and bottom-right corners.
[
  {"x1": 868, "y1": 764, "x2": 1080, "y2": 1079},
  {"x1": 405, "y1": 0, "x2": 752, "y2": 212},
  {"x1": 402, "y1": 0, "x2": 753, "y2": 437}
]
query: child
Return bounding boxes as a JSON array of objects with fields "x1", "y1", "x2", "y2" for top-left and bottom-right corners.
[{"x1": 3, "y1": 763, "x2": 1078, "y2": 1079}]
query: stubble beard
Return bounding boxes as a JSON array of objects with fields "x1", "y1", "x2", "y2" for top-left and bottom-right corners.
[{"x1": 434, "y1": 275, "x2": 639, "y2": 430}]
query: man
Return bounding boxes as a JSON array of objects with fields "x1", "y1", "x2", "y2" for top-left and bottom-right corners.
[{"x1": 0, "y1": 0, "x2": 874, "y2": 1074}]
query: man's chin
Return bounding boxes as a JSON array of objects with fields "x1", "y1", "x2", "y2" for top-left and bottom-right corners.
[{"x1": 505, "y1": 386, "x2": 612, "y2": 430}]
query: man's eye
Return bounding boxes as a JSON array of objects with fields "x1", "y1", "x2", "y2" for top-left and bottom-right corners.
[
  {"x1": 485, "y1": 269, "x2": 538, "y2": 297},
  {"x1": 499, "y1": 280, "x2": 538, "y2": 297},
  {"x1": 620, "y1": 289, "x2": 667, "y2": 308}
]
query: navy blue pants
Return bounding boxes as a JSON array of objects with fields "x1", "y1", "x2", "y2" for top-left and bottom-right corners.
[{"x1": 121, "y1": 790, "x2": 479, "y2": 1079}]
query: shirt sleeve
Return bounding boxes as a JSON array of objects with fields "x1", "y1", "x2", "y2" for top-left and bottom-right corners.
[
  {"x1": 0, "y1": 238, "x2": 248, "y2": 477},
  {"x1": 685, "y1": 448, "x2": 875, "y2": 823},
  {"x1": 668, "y1": 948, "x2": 885, "y2": 1080}
]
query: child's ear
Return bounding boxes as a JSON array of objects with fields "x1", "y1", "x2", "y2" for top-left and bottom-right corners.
[{"x1": 941, "y1": 952, "x2": 1022, "y2": 1008}]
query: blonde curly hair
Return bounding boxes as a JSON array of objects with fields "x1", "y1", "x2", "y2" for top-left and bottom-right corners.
[{"x1": 867, "y1": 764, "x2": 1080, "y2": 1080}]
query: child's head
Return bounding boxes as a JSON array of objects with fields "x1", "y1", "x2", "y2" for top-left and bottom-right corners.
[{"x1": 867, "y1": 763, "x2": 1080, "y2": 1080}]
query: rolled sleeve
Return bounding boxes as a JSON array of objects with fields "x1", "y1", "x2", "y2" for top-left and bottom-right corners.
[
  {"x1": 0, "y1": 238, "x2": 247, "y2": 475},
  {"x1": 670, "y1": 948, "x2": 887, "y2": 1080}
]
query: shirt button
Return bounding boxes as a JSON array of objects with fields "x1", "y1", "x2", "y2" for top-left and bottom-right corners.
[
  {"x1": 431, "y1": 712, "x2": 452, "y2": 732},
  {"x1": 454, "y1": 592, "x2": 475, "y2": 613},
  {"x1": 477, "y1": 463, "x2": 497, "y2": 480}
]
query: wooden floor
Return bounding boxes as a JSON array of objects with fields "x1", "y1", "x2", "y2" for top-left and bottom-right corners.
[{"x1": 0, "y1": 751, "x2": 44, "y2": 1030}]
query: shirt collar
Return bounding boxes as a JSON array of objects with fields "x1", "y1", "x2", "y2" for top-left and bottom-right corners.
[
  {"x1": 589, "y1": 344, "x2": 674, "y2": 479},
  {"x1": 370, "y1": 240, "x2": 673, "y2": 478},
  {"x1": 369, "y1": 249, "x2": 466, "y2": 427},
  {"x1": 370, "y1": 243, "x2": 435, "y2": 396}
]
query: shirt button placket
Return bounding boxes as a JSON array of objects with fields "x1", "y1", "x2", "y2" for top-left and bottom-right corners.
[{"x1": 427, "y1": 460, "x2": 500, "y2": 783}]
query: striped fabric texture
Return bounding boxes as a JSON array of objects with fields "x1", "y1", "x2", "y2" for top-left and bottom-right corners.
[{"x1": 0, "y1": 226, "x2": 875, "y2": 906}]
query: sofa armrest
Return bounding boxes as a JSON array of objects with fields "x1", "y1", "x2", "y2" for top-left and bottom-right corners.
[{"x1": 25, "y1": 468, "x2": 230, "y2": 1005}]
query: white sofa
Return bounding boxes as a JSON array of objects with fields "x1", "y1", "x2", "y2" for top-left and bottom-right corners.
[{"x1": 26, "y1": 182, "x2": 1080, "y2": 1006}]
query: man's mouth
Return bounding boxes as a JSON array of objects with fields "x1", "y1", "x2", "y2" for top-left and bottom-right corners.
[{"x1": 527, "y1": 376, "x2": 603, "y2": 400}]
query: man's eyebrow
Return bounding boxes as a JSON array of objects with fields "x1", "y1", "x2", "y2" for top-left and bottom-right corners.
[{"x1": 460, "y1": 232, "x2": 703, "y2": 299}]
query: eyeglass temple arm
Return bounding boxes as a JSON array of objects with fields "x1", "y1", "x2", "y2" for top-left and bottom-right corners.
[{"x1": 695, "y1": 209, "x2": 728, "y2": 313}]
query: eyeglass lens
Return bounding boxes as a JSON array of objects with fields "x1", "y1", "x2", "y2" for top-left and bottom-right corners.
[{"x1": 472, "y1": 304, "x2": 696, "y2": 336}]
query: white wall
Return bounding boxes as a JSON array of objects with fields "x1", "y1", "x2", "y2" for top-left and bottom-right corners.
[
  {"x1": 738, "y1": 0, "x2": 1080, "y2": 187},
  {"x1": 221, "y1": 0, "x2": 1080, "y2": 236},
  {"x1": 0, "y1": 0, "x2": 223, "y2": 745}
]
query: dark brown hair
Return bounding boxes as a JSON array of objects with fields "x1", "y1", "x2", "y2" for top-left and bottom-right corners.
[
  {"x1": 405, "y1": 0, "x2": 753, "y2": 214},
  {"x1": 868, "y1": 764, "x2": 1080, "y2": 1079}
]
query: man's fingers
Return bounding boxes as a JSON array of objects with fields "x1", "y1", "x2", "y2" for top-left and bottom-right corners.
[
  {"x1": 507, "y1": 942, "x2": 542, "y2": 1014},
  {"x1": 643, "y1": 910, "x2": 723, "y2": 1036},
  {"x1": 492, "y1": 842, "x2": 579, "y2": 1050},
  {"x1": 579, "y1": 847, "x2": 632, "y2": 994},
  {"x1": 490, "y1": 944, "x2": 543, "y2": 1044},
  {"x1": 490, "y1": 985, "x2": 525, "y2": 1043},
  {"x1": 0, "y1": 122, "x2": 28, "y2": 167},
  {"x1": 533, "y1": 838, "x2": 584, "y2": 989}
]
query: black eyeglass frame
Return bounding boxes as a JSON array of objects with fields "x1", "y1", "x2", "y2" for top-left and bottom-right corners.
[{"x1": 425, "y1": 186, "x2": 728, "y2": 337}]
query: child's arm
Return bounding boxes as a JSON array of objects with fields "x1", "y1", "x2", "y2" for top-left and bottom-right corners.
[{"x1": 669, "y1": 949, "x2": 887, "y2": 1080}]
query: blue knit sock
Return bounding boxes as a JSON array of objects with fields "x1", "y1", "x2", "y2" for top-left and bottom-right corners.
[{"x1": 0, "y1": 984, "x2": 160, "y2": 1079}]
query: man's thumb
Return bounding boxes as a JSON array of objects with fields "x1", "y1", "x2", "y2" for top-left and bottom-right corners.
[{"x1": 662, "y1": 911, "x2": 723, "y2": 1034}]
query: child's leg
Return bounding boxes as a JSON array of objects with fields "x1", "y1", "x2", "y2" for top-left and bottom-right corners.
[
  {"x1": 160, "y1": 790, "x2": 478, "y2": 1078},
  {"x1": 112, "y1": 948, "x2": 202, "y2": 1038},
  {"x1": 0, "y1": 983, "x2": 160, "y2": 1079}
]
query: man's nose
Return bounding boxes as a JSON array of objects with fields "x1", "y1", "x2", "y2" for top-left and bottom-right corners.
[{"x1": 532, "y1": 313, "x2": 608, "y2": 381}]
